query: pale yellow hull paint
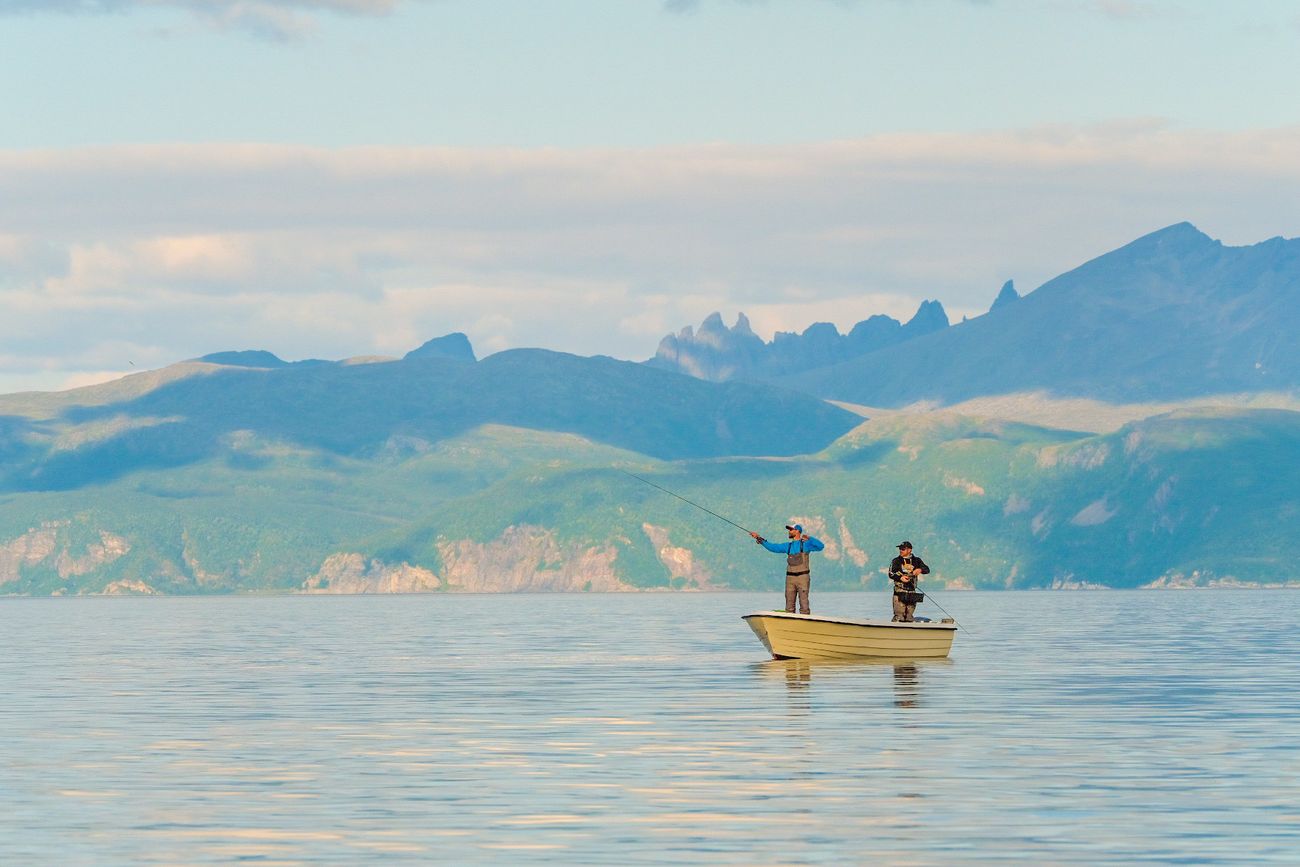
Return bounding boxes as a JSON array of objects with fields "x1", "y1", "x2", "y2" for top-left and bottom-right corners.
[{"x1": 743, "y1": 611, "x2": 956, "y2": 660}]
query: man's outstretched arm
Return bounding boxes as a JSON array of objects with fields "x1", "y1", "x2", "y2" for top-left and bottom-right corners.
[{"x1": 749, "y1": 531, "x2": 791, "y2": 554}]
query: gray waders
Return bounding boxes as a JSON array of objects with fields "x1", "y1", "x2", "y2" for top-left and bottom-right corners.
[{"x1": 785, "y1": 545, "x2": 811, "y2": 615}]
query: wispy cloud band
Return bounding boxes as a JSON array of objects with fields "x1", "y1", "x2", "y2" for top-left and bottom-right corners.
[{"x1": 0, "y1": 0, "x2": 404, "y2": 39}]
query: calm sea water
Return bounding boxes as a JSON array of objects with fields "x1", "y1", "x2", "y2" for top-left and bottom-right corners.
[{"x1": 2, "y1": 590, "x2": 1298, "y2": 864}]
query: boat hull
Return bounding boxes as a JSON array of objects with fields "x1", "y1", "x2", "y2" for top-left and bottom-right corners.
[{"x1": 743, "y1": 611, "x2": 956, "y2": 660}]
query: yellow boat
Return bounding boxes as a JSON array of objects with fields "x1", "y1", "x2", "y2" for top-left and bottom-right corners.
[{"x1": 742, "y1": 611, "x2": 957, "y2": 660}]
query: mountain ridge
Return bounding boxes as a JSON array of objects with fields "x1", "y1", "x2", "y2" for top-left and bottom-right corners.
[
  {"x1": 803, "y1": 223, "x2": 1300, "y2": 406},
  {"x1": 2, "y1": 222, "x2": 1297, "y2": 595},
  {"x1": 647, "y1": 299, "x2": 951, "y2": 382}
]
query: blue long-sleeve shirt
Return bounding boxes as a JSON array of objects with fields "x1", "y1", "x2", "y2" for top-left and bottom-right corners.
[{"x1": 759, "y1": 536, "x2": 824, "y2": 555}]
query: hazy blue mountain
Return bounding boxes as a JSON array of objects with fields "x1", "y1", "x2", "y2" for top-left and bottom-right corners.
[
  {"x1": 0, "y1": 347, "x2": 860, "y2": 494},
  {"x1": 812, "y1": 223, "x2": 1300, "y2": 406},
  {"x1": 989, "y1": 279, "x2": 1020, "y2": 312},
  {"x1": 197, "y1": 350, "x2": 334, "y2": 369},
  {"x1": 3, "y1": 222, "x2": 1298, "y2": 596},
  {"x1": 404, "y1": 332, "x2": 477, "y2": 363},
  {"x1": 648, "y1": 301, "x2": 949, "y2": 382},
  {"x1": 197, "y1": 350, "x2": 291, "y2": 368}
]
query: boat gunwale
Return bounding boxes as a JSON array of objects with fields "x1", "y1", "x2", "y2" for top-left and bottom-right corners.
[{"x1": 742, "y1": 611, "x2": 957, "y2": 631}]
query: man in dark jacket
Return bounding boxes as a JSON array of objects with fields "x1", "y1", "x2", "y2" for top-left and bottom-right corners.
[
  {"x1": 888, "y1": 541, "x2": 929, "y2": 622},
  {"x1": 749, "y1": 524, "x2": 825, "y2": 615}
]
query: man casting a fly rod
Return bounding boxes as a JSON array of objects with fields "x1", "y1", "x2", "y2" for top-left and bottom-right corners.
[{"x1": 750, "y1": 525, "x2": 825, "y2": 615}]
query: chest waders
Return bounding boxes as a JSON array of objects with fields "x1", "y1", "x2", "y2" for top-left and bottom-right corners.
[
  {"x1": 785, "y1": 541, "x2": 811, "y2": 615},
  {"x1": 787, "y1": 544, "x2": 810, "y2": 579},
  {"x1": 894, "y1": 556, "x2": 925, "y2": 616}
]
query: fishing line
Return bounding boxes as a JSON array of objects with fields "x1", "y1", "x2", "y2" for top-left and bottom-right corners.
[
  {"x1": 618, "y1": 469, "x2": 755, "y2": 537},
  {"x1": 622, "y1": 468, "x2": 969, "y2": 632},
  {"x1": 920, "y1": 589, "x2": 969, "y2": 634}
]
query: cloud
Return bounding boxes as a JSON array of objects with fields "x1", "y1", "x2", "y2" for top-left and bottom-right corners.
[
  {"x1": 663, "y1": 0, "x2": 988, "y2": 10},
  {"x1": 663, "y1": 0, "x2": 1184, "y2": 18},
  {"x1": 3, "y1": 124, "x2": 1300, "y2": 392},
  {"x1": 0, "y1": 0, "x2": 406, "y2": 39}
]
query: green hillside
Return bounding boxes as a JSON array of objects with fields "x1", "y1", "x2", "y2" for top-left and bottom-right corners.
[
  {"x1": 375, "y1": 408, "x2": 1297, "y2": 591},
  {"x1": 3, "y1": 400, "x2": 1295, "y2": 594}
]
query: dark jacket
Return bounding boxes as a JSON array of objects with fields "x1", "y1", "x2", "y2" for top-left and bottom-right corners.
[{"x1": 888, "y1": 554, "x2": 929, "y2": 591}]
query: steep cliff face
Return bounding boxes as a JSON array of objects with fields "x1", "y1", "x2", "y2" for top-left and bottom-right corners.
[
  {"x1": 304, "y1": 553, "x2": 442, "y2": 594},
  {"x1": 0, "y1": 523, "x2": 62, "y2": 585},
  {"x1": 436, "y1": 525, "x2": 631, "y2": 592},
  {"x1": 303, "y1": 525, "x2": 635, "y2": 594},
  {"x1": 1, "y1": 522, "x2": 131, "y2": 588},
  {"x1": 100, "y1": 579, "x2": 158, "y2": 595},
  {"x1": 56, "y1": 531, "x2": 131, "y2": 578},
  {"x1": 641, "y1": 523, "x2": 717, "y2": 589}
]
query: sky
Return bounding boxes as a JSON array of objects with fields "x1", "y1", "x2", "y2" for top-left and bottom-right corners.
[{"x1": 2, "y1": 0, "x2": 1299, "y2": 392}]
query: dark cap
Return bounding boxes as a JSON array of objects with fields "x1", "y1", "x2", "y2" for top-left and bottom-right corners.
[
  {"x1": 785, "y1": 524, "x2": 803, "y2": 533},
  {"x1": 896, "y1": 541, "x2": 913, "y2": 549}
]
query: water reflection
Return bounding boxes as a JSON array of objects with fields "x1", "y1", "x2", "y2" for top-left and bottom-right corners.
[
  {"x1": 780, "y1": 659, "x2": 813, "y2": 691},
  {"x1": 753, "y1": 657, "x2": 949, "y2": 711},
  {"x1": 893, "y1": 662, "x2": 919, "y2": 708},
  {"x1": 5, "y1": 592, "x2": 1299, "y2": 864}
]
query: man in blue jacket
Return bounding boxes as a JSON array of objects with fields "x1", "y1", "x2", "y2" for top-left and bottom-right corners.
[{"x1": 749, "y1": 524, "x2": 825, "y2": 615}]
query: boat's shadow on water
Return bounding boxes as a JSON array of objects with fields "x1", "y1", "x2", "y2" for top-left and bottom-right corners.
[{"x1": 749, "y1": 656, "x2": 954, "y2": 709}]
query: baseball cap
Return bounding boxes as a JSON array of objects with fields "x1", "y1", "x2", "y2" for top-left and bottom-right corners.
[
  {"x1": 785, "y1": 524, "x2": 803, "y2": 532},
  {"x1": 896, "y1": 540, "x2": 913, "y2": 549}
]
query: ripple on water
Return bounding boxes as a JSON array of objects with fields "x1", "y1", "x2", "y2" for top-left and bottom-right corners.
[{"x1": 2, "y1": 590, "x2": 1299, "y2": 863}]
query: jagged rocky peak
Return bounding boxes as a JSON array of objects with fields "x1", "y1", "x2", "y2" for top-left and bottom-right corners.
[
  {"x1": 699, "y1": 312, "x2": 727, "y2": 332},
  {"x1": 694, "y1": 312, "x2": 732, "y2": 348},
  {"x1": 902, "y1": 300, "x2": 949, "y2": 335},
  {"x1": 650, "y1": 312, "x2": 765, "y2": 381},
  {"x1": 693, "y1": 312, "x2": 757, "y2": 336},
  {"x1": 404, "y1": 332, "x2": 477, "y2": 363},
  {"x1": 658, "y1": 313, "x2": 761, "y2": 350},
  {"x1": 990, "y1": 279, "x2": 1020, "y2": 312},
  {"x1": 649, "y1": 300, "x2": 955, "y2": 382}
]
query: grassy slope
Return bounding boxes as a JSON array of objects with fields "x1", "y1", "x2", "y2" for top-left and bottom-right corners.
[
  {"x1": 0, "y1": 426, "x2": 649, "y2": 594},
  {"x1": 353, "y1": 408, "x2": 1300, "y2": 591},
  {"x1": 2, "y1": 399, "x2": 1296, "y2": 593}
]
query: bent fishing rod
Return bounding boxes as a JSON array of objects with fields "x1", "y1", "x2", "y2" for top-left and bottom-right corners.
[
  {"x1": 618, "y1": 469, "x2": 755, "y2": 537},
  {"x1": 622, "y1": 468, "x2": 968, "y2": 631}
]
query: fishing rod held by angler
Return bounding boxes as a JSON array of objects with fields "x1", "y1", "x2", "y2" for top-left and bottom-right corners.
[{"x1": 619, "y1": 469, "x2": 755, "y2": 537}]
